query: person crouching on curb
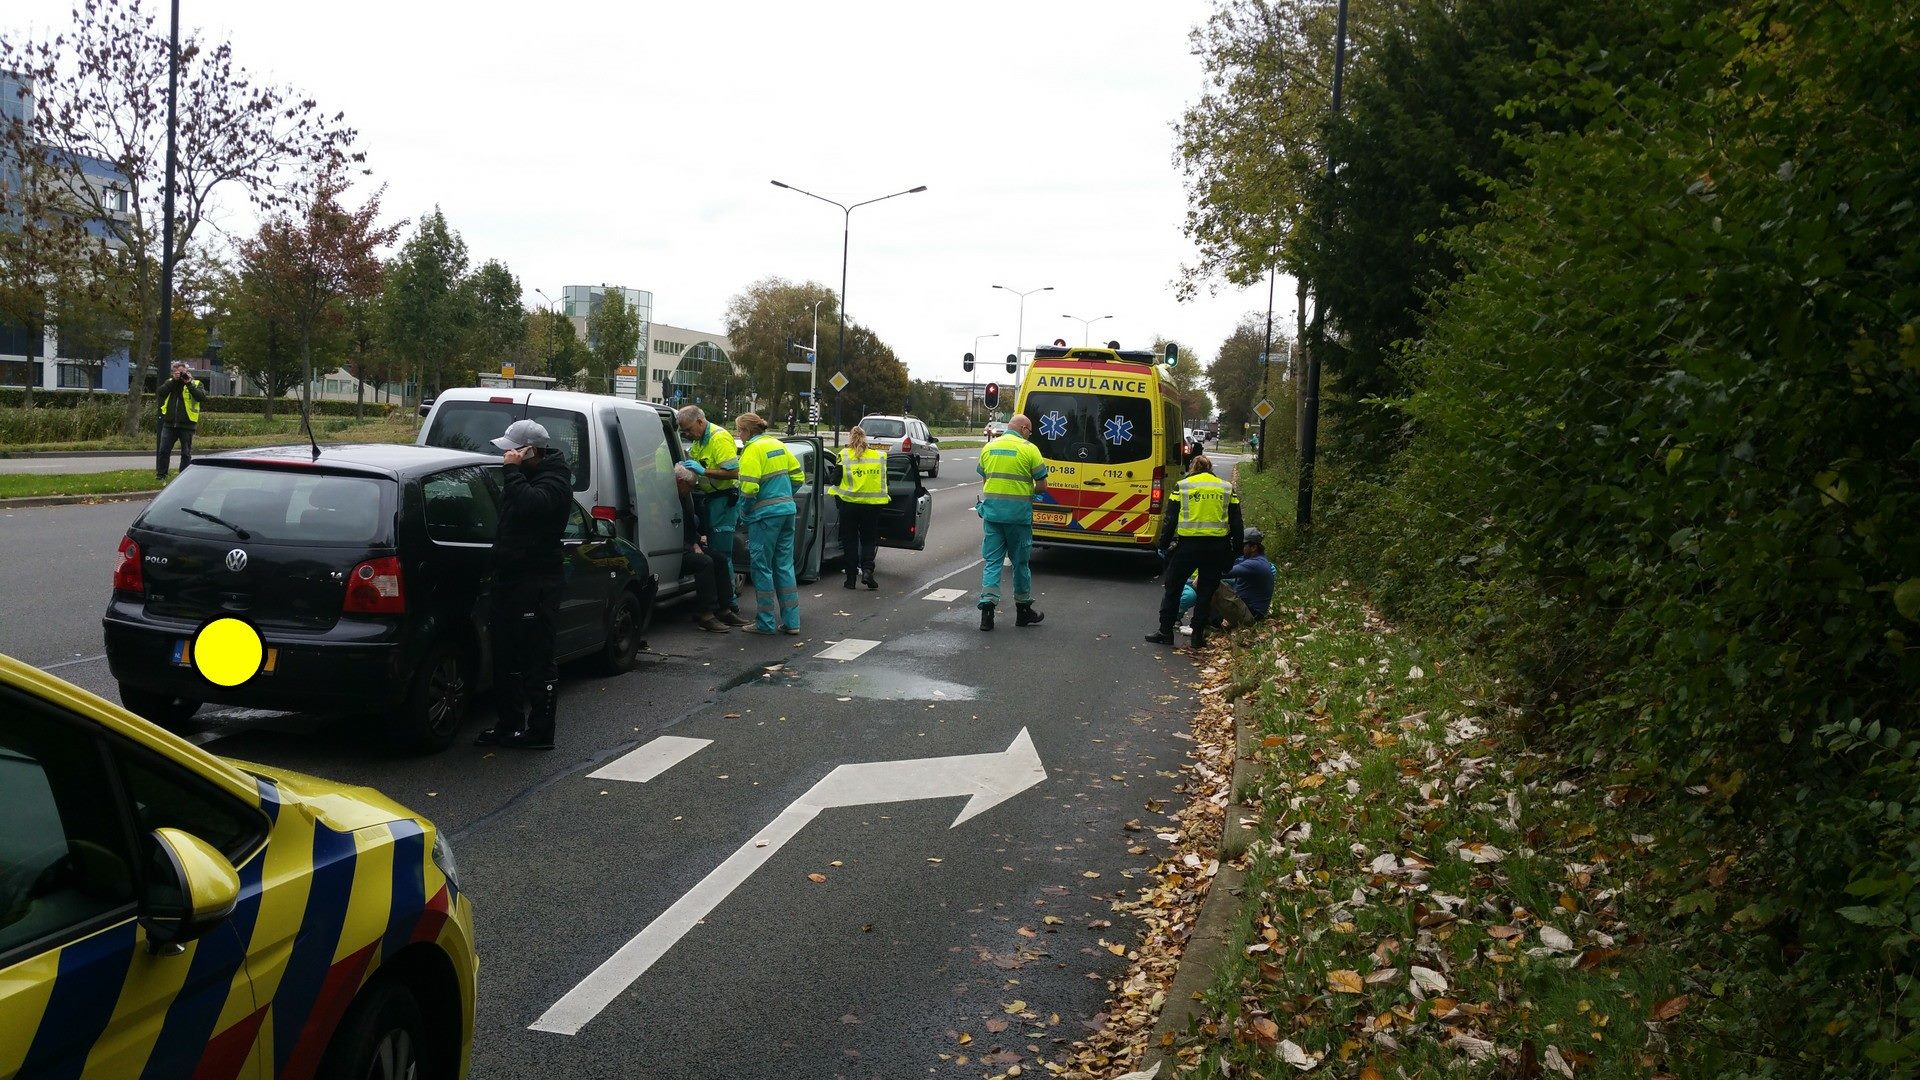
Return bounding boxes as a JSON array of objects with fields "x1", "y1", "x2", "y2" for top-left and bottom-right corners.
[
  {"x1": 734, "y1": 412, "x2": 806, "y2": 635},
  {"x1": 976, "y1": 413, "x2": 1048, "y2": 631},
  {"x1": 1145, "y1": 453, "x2": 1241, "y2": 651},
  {"x1": 675, "y1": 464, "x2": 737, "y2": 633},
  {"x1": 832, "y1": 425, "x2": 889, "y2": 591}
]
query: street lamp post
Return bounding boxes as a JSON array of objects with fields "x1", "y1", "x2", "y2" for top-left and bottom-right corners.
[
  {"x1": 770, "y1": 179, "x2": 929, "y2": 441},
  {"x1": 970, "y1": 332, "x2": 999, "y2": 427},
  {"x1": 992, "y1": 284, "x2": 1054, "y2": 384},
  {"x1": 1063, "y1": 313, "x2": 1113, "y2": 346},
  {"x1": 534, "y1": 288, "x2": 564, "y2": 389}
]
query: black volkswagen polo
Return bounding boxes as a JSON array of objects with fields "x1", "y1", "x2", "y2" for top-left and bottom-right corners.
[{"x1": 103, "y1": 444, "x2": 657, "y2": 752}]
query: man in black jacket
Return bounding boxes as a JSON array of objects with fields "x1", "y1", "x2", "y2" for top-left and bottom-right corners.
[{"x1": 476, "y1": 419, "x2": 574, "y2": 749}]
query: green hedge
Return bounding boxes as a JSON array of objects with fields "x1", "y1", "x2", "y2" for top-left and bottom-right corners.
[
  {"x1": 0, "y1": 387, "x2": 395, "y2": 418},
  {"x1": 0, "y1": 399, "x2": 391, "y2": 444},
  {"x1": 1264, "y1": 0, "x2": 1920, "y2": 1073}
]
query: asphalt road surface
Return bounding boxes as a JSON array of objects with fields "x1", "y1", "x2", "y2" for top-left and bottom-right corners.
[
  {"x1": 0, "y1": 453, "x2": 158, "y2": 474},
  {"x1": 0, "y1": 447, "x2": 1241, "y2": 1079}
]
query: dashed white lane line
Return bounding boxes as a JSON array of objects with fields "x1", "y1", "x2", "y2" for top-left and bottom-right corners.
[
  {"x1": 923, "y1": 588, "x2": 967, "y2": 603},
  {"x1": 815, "y1": 638, "x2": 881, "y2": 662},
  {"x1": 588, "y1": 735, "x2": 713, "y2": 784}
]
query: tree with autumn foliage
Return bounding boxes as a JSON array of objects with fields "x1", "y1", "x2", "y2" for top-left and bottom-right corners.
[
  {"x1": 237, "y1": 169, "x2": 399, "y2": 419},
  {"x1": 0, "y1": 0, "x2": 360, "y2": 435}
]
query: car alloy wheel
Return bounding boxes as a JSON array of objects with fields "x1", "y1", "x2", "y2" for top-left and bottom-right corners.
[{"x1": 365, "y1": 1025, "x2": 417, "y2": 1080}]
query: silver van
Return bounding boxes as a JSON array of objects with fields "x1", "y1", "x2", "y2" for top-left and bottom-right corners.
[{"x1": 418, "y1": 387, "x2": 696, "y2": 606}]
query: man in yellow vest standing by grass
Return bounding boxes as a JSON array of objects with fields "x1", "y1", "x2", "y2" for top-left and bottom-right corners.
[
  {"x1": 155, "y1": 360, "x2": 207, "y2": 481},
  {"x1": 976, "y1": 413, "x2": 1049, "y2": 632},
  {"x1": 832, "y1": 425, "x2": 890, "y2": 590},
  {"x1": 1145, "y1": 453, "x2": 1242, "y2": 650}
]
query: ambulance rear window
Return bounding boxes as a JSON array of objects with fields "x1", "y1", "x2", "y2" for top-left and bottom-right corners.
[{"x1": 1025, "y1": 392, "x2": 1153, "y2": 465}]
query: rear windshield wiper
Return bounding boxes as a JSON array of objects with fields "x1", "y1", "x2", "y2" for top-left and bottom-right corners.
[{"x1": 179, "y1": 507, "x2": 252, "y2": 540}]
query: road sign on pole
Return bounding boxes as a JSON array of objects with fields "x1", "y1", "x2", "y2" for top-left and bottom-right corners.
[
  {"x1": 785, "y1": 362, "x2": 814, "y2": 373},
  {"x1": 828, "y1": 371, "x2": 848, "y2": 392},
  {"x1": 1253, "y1": 399, "x2": 1276, "y2": 420}
]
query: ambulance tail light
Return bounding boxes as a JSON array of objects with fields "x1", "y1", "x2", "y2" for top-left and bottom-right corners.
[
  {"x1": 1150, "y1": 465, "x2": 1166, "y2": 514},
  {"x1": 113, "y1": 535, "x2": 144, "y2": 595},
  {"x1": 343, "y1": 556, "x2": 406, "y2": 615}
]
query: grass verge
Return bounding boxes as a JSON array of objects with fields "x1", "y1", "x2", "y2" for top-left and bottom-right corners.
[{"x1": 0, "y1": 469, "x2": 168, "y2": 499}]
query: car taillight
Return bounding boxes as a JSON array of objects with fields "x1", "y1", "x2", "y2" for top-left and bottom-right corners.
[
  {"x1": 1150, "y1": 465, "x2": 1166, "y2": 514},
  {"x1": 591, "y1": 505, "x2": 618, "y2": 521},
  {"x1": 901, "y1": 436, "x2": 912, "y2": 453},
  {"x1": 489, "y1": 396, "x2": 513, "y2": 404},
  {"x1": 343, "y1": 556, "x2": 405, "y2": 614},
  {"x1": 113, "y1": 535, "x2": 143, "y2": 595}
]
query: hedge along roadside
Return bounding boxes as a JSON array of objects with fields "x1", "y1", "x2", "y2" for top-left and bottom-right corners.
[
  {"x1": 0, "y1": 386, "x2": 398, "y2": 417},
  {"x1": 0, "y1": 403, "x2": 410, "y2": 447}
]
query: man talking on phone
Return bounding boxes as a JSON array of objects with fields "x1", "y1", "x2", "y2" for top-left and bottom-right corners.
[{"x1": 475, "y1": 419, "x2": 573, "y2": 749}]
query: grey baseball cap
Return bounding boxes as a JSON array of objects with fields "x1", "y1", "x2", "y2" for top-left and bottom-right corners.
[{"x1": 492, "y1": 419, "x2": 552, "y2": 451}]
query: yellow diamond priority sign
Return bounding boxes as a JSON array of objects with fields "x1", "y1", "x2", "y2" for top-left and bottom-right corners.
[
  {"x1": 1253, "y1": 399, "x2": 1275, "y2": 420},
  {"x1": 828, "y1": 371, "x2": 849, "y2": 392}
]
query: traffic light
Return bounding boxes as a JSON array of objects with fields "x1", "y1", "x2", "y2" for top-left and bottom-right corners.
[
  {"x1": 1005, "y1": 353, "x2": 1017, "y2": 374},
  {"x1": 984, "y1": 382, "x2": 999, "y2": 410},
  {"x1": 963, "y1": 352, "x2": 974, "y2": 372}
]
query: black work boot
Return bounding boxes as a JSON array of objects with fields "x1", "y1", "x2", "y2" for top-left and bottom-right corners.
[
  {"x1": 1015, "y1": 602, "x2": 1044, "y2": 627},
  {"x1": 862, "y1": 571, "x2": 878, "y2": 591},
  {"x1": 503, "y1": 682, "x2": 556, "y2": 750},
  {"x1": 979, "y1": 604, "x2": 996, "y2": 631},
  {"x1": 1143, "y1": 629, "x2": 1176, "y2": 645},
  {"x1": 843, "y1": 574, "x2": 857, "y2": 589}
]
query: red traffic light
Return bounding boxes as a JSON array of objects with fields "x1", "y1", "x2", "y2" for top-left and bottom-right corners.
[{"x1": 984, "y1": 382, "x2": 999, "y2": 409}]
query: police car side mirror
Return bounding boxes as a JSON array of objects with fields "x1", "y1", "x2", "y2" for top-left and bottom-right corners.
[{"x1": 141, "y1": 827, "x2": 240, "y2": 951}]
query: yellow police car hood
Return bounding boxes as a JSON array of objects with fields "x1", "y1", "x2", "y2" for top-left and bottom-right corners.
[{"x1": 228, "y1": 759, "x2": 422, "y2": 833}]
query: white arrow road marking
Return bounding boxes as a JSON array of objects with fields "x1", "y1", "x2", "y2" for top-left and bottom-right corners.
[
  {"x1": 530, "y1": 728, "x2": 1048, "y2": 1036},
  {"x1": 922, "y1": 588, "x2": 967, "y2": 602},
  {"x1": 815, "y1": 638, "x2": 880, "y2": 662},
  {"x1": 588, "y1": 736, "x2": 712, "y2": 784}
]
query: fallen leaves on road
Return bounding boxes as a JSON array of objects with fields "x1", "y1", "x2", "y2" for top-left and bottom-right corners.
[{"x1": 806, "y1": 872, "x2": 827, "y2": 883}]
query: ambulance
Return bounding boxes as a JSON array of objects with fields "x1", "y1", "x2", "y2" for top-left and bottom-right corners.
[{"x1": 1014, "y1": 342, "x2": 1183, "y2": 554}]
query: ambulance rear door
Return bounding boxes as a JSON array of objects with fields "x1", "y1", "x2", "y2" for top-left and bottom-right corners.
[{"x1": 1023, "y1": 382, "x2": 1158, "y2": 544}]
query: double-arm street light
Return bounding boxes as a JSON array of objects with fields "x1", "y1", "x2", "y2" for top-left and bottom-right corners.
[
  {"x1": 992, "y1": 284, "x2": 1053, "y2": 381},
  {"x1": 969, "y1": 332, "x2": 999, "y2": 427},
  {"x1": 771, "y1": 179, "x2": 928, "y2": 431},
  {"x1": 1063, "y1": 313, "x2": 1113, "y2": 346}
]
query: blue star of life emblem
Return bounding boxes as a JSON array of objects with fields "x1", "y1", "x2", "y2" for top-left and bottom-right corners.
[
  {"x1": 1038, "y1": 411, "x2": 1068, "y2": 440},
  {"x1": 1102, "y1": 415, "x2": 1135, "y2": 444}
]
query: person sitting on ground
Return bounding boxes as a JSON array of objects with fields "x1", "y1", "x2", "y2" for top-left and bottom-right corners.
[
  {"x1": 1221, "y1": 526, "x2": 1276, "y2": 621},
  {"x1": 674, "y1": 464, "x2": 735, "y2": 633}
]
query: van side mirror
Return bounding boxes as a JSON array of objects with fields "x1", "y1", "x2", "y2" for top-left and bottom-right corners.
[
  {"x1": 142, "y1": 828, "x2": 239, "y2": 950},
  {"x1": 1164, "y1": 343, "x2": 1179, "y2": 367}
]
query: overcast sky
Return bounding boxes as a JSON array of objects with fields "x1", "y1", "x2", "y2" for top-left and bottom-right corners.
[{"x1": 14, "y1": 0, "x2": 1293, "y2": 385}]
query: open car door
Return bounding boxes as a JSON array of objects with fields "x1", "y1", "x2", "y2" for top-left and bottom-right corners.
[{"x1": 877, "y1": 451, "x2": 932, "y2": 551}]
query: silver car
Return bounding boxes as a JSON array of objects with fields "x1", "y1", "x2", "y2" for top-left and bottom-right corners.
[{"x1": 856, "y1": 414, "x2": 940, "y2": 478}]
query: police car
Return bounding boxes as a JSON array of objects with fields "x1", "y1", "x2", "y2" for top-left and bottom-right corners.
[{"x1": 0, "y1": 652, "x2": 477, "y2": 1079}]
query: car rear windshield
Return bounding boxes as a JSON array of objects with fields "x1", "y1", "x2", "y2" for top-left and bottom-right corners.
[
  {"x1": 142, "y1": 467, "x2": 390, "y2": 544},
  {"x1": 1024, "y1": 391, "x2": 1154, "y2": 466},
  {"x1": 424, "y1": 401, "x2": 591, "y2": 492},
  {"x1": 859, "y1": 418, "x2": 905, "y2": 439}
]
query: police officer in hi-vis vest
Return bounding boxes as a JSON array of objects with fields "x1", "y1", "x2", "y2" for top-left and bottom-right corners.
[
  {"x1": 675, "y1": 405, "x2": 748, "y2": 624},
  {"x1": 1145, "y1": 453, "x2": 1242, "y2": 650},
  {"x1": 832, "y1": 425, "x2": 890, "y2": 590}
]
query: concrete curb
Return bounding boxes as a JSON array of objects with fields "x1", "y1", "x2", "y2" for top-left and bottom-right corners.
[
  {"x1": 0, "y1": 489, "x2": 160, "y2": 510},
  {"x1": 1140, "y1": 699, "x2": 1260, "y2": 1072}
]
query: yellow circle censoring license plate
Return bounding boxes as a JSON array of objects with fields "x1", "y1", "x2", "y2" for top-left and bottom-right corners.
[{"x1": 1033, "y1": 509, "x2": 1072, "y2": 526}]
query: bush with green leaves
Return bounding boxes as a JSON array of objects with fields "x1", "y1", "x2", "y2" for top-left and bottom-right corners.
[{"x1": 1276, "y1": 0, "x2": 1919, "y2": 1071}]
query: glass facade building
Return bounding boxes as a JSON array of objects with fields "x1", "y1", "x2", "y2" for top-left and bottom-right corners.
[{"x1": 561, "y1": 284, "x2": 652, "y2": 365}]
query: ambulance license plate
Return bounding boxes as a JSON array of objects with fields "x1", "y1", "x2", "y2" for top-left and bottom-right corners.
[{"x1": 1033, "y1": 509, "x2": 1072, "y2": 527}]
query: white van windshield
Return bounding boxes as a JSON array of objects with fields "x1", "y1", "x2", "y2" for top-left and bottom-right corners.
[{"x1": 424, "y1": 401, "x2": 591, "y2": 492}]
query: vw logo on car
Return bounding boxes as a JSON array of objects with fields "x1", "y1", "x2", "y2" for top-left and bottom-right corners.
[{"x1": 225, "y1": 548, "x2": 248, "y2": 572}]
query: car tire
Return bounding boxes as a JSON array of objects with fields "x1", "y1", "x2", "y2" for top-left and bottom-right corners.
[
  {"x1": 317, "y1": 979, "x2": 431, "y2": 1080},
  {"x1": 594, "y1": 588, "x2": 647, "y2": 674},
  {"x1": 118, "y1": 684, "x2": 200, "y2": 731},
  {"x1": 927, "y1": 456, "x2": 939, "y2": 478},
  {"x1": 394, "y1": 640, "x2": 468, "y2": 753}
]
